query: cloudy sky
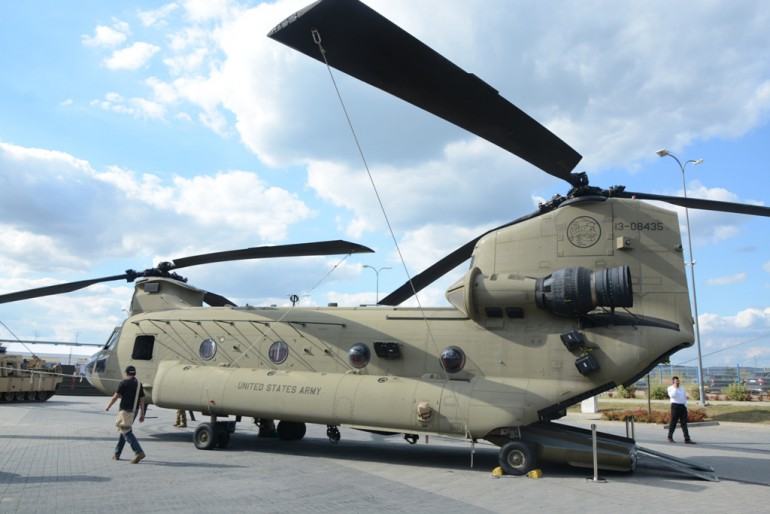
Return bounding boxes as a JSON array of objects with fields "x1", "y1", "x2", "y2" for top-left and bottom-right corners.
[{"x1": 1, "y1": 0, "x2": 770, "y2": 373}]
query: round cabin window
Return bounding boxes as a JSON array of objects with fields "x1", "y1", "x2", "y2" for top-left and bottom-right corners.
[
  {"x1": 199, "y1": 338, "x2": 217, "y2": 361},
  {"x1": 269, "y1": 340, "x2": 289, "y2": 364}
]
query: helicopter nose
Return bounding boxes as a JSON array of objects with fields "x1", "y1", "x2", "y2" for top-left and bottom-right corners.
[{"x1": 84, "y1": 352, "x2": 109, "y2": 392}]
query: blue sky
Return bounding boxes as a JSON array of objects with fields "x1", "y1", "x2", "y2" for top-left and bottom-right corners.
[{"x1": 1, "y1": 0, "x2": 770, "y2": 372}]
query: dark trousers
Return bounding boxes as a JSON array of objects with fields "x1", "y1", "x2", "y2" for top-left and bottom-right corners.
[
  {"x1": 115, "y1": 429, "x2": 143, "y2": 456},
  {"x1": 115, "y1": 408, "x2": 143, "y2": 457},
  {"x1": 668, "y1": 403, "x2": 690, "y2": 440}
]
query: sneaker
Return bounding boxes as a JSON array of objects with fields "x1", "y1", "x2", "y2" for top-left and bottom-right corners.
[
  {"x1": 130, "y1": 452, "x2": 146, "y2": 464},
  {"x1": 685, "y1": 439, "x2": 696, "y2": 445},
  {"x1": 667, "y1": 436, "x2": 675, "y2": 443},
  {"x1": 112, "y1": 455, "x2": 120, "y2": 461}
]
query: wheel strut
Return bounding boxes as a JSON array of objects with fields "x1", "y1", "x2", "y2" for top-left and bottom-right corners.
[{"x1": 326, "y1": 425, "x2": 341, "y2": 444}]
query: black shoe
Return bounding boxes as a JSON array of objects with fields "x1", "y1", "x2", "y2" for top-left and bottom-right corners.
[
  {"x1": 685, "y1": 439, "x2": 696, "y2": 445},
  {"x1": 667, "y1": 436, "x2": 675, "y2": 443}
]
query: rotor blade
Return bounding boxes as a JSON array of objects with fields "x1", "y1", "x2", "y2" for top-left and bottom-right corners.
[
  {"x1": 203, "y1": 291, "x2": 238, "y2": 308},
  {"x1": 268, "y1": 0, "x2": 582, "y2": 182},
  {"x1": 0, "y1": 273, "x2": 132, "y2": 305},
  {"x1": 379, "y1": 210, "x2": 542, "y2": 306},
  {"x1": 170, "y1": 240, "x2": 374, "y2": 270},
  {"x1": 378, "y1": 241, "x2": 477, "y2": 307},
  {"x1": 617, "y1": 191, "x2": 770, "y2": 217}
]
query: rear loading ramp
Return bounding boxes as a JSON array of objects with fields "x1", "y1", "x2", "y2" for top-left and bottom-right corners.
[
  {"x1": 636, "y1": 446, "x2": 718, "y2": 482},
  {"x1": 519, "y1": 422, "x2": 718, "y2": 481}
]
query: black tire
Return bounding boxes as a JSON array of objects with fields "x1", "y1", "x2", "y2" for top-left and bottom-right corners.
[
  {"x1": 277, "y1": 421, "x2": 307, "y2": 441},
  {"x1": 215, "y1": 423, "x2": 230, "y2": 449},
  {"x1": 194, "y1": 423, "x2": 218, "y2": 450},
  {"x1": 499, "y1": 440, "x2": 536, "y2": 476}
]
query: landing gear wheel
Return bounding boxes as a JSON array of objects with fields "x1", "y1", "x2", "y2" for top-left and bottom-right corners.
[
  {"x1": 215, "y1": 423, "x2": 230, "y2": 449},
  {"x1": 499, "y1": 440, "x2": 536, "y2": 476},
  {"x1": 403, "y1": 433, "x2": 419, "y2": 444},
  {"x1": 194, "y1": 423, "x2": 218, "y2": 450},
  {"x1": 277, "y1": 421, "x2": 307, "y2": 441},
  {"x1": 327, "y1": 425, "x2": 341, "y2": 444}
]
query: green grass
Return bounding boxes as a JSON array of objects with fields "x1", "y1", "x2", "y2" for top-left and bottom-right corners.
[{"x1": 570, "y1": 399, "x2": 770, "y2": 424}]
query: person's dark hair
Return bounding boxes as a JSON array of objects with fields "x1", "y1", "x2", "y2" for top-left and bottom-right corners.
[
  {"x1": 672, "y1": 376, "x2": 679, "y2": 381},
  {"x1": 125, "y1": 365, "x2": 137, "y2": 376}
]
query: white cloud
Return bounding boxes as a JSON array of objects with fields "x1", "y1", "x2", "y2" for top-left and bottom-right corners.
[
  {"x1": 734, "y1": 308, "x2": 770, "y2": 329},
  {"x1": 707, "y1": 273, "x2": 747, "y2": 286},
  {"x1": 91, "y1": 92, "x2": 166, "y2": 120},
  {"x1": 171, "y1": 170, "x2": 315, "y2": 240},
  {"x1": 82, "y1": 23, "x2": 129, "y2": 47},
  {"x1": 182, "y1": 0, "x2": 238, "y2": 22},
  {"x1": 104, "y1": 42, "x2": 161, "y2": 70},
  {"x1": 138, "y1": 3, "x2": 179, "y2": 27},
  {"x1": 0, "y1": 225, "x2": 80, "y2": 277},
  {"x1": 696, "y1": 308, "x2": 770, "y2": 366},
  {"x1": 0, "y1": 140, "x2": 316, "y2": 274}
]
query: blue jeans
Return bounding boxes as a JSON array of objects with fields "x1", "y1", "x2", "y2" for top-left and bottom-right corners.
[{"x1": 114, "y1": 411, "x2": 144, "y2": 457}]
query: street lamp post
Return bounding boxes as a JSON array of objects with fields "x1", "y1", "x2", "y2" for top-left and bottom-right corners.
[
  {"x1": 656, "y1": 148, "x2": 706, "y2": 406},
  {"x1": 362, "y1": 265, "x2": 391, "y2": 305}
]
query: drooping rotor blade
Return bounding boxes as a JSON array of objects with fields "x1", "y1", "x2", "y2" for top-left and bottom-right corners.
[
  {"x1": 203, "y1": 291, "x2": 238, "y2": 308},
  {"x1": 170, "y1": 240, "x2": 373, "y2": 270},
  {"x1": 0, "y1": 273, "x2": 134, "y2": 305},
  {"x1": 379, "y1": 210, "x2": 542, "y2": 306},
  {"x1": 268, "y1": 0, "x2": 582, "y2": 183},
  {"x1": 0, "y1": 240, "x2": 373, "y2": 306},
  {"x1": 378, "y1": 241, "x2": 477, "y2": 307},
  {"x1": 616, "y1": 191, "x2": 770, "y2": 217}
]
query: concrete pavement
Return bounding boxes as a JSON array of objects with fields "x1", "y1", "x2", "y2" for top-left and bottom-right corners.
[{"x1": 1, "y1": 395, "x2": 768, "y2": 513}]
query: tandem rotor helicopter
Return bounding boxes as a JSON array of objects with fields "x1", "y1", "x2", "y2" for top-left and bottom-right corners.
[{"x1": 3, "y1": 0, "x2": 770, "y2": 477}]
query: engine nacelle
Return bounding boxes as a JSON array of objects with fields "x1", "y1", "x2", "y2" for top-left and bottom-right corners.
[
  {"x1": 536, "y1": 266, "x2": 633, "y2": 315},
  {"x1": 446, "y1": 266, "x2": 632, "y2": 320}
]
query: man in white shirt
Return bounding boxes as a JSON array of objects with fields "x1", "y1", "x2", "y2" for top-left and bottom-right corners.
[{"x1": 667, "y1": 376, "x2": 695, "y2": 444}]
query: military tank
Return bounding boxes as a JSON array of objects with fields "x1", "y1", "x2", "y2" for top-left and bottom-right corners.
[{"x1": 0, "y1": 345, "x2": 63, "y2": 402}]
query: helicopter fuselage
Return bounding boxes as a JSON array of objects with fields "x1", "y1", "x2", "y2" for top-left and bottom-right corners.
[{"x1": 86, "y1": 197, "x2": 694, "y2": 443}]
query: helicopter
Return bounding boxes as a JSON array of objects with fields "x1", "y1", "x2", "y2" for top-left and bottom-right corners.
[{"x1": 2, "y1": 0, "x2": 769, "y2": 477}]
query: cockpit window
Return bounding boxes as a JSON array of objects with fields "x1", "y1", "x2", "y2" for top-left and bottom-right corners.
[
  {"x1": 104, "y1": 328, "x2": 121, "y2": 350},
  {"x1": 85, "y1": 355, "x2": 107, "y2": 374}
]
